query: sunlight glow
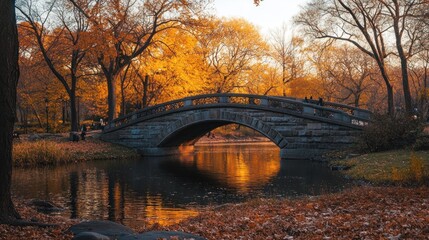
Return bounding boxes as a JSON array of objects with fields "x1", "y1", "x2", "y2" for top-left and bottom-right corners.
[{"x1": 213, "y1": 0, "x2": 310, "y2": 36}]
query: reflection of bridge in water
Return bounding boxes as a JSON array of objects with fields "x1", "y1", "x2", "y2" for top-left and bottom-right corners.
[
  {"x1": 101, "y1": 94, "x2": 371, "y2": 159},
  {"x1": 12, "y1": 144, "x2": 351, "y2": 227}
]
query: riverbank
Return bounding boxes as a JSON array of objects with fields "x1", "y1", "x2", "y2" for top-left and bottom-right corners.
[
  {"x1": 332, "y1": 149, "x2": 429, "y2": 184},
  {"x1": 2, "y1": 186, "x2": 428, "y2": 239},
  {"x1": 6, "y1": 133, "x2": 429, "y2": 238},
  {"x1": 12, "y1": 132, "x2": 272, "y2": 167},
  {"x1": 12, "y1": 132, "x2": 140, "y2": 167}
]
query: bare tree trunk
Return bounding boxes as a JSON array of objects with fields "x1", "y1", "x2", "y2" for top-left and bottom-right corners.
[
  {"x1": 31, "y1": 104, "x2": 44, "y2": 129},
  {"x1": 142, "y1": 74, "x2": 149, "y2": 108},
  {"x1": 393, "y1": 28, "x2": 412, "y2": 114},
  {"x1": 386, "y1": 81, "x2": 394, "y2": 115},
  {"x1": 375, "y1": 58, "x2": 395, "y2": 115},
  {"x1": 120, "y1": 81, "x2": 126, "y2": 116},
  {"x1": 119, "y1": 63, "x2": 131, "y2": 116},
  {"x1": 107, "y1": 74, "x2": 117, "y2": 122},
  {"x1": 0, "y1": 0, "x2": 21, "y2": 222},
  {"x1": 70, "y1": 93, "x2": 79, "y2": 132}
]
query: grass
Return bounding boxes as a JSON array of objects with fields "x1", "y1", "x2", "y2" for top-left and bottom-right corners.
[
  {"x1": 13, "y1": 136, "x2": 140, "y2": 167},
  {"x1": 332, "y1": 149, "x2": 429, "y2": 183},
  {"x1": 13, "y1": 140, "x2": 67, "y2": 167}
]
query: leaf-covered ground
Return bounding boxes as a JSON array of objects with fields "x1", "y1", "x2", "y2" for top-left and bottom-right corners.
[
  {"x1": 166, "y1": 187, "x2": 429, "y2": 239},
  {"x1": 2, "y1": 186, "x2": 427, "y2": 239},
  {"x1": 0, "y1": 198, "x2": 78, "y2": 240}
]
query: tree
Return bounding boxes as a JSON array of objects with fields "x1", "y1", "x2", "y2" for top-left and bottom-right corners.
[
  {"x1": 317, "y1": 45, "x2": 377, "y2": 107},
  {"x1": 0, "y1": 0, "x2": 21, "y2": 223},
  {"x1": 17, "y1": 0, "x2": 91, "y2": 132},
  {"x1": 379, "y1": 0, "x2": 428, "y2": 114},
  {"x1": 296, "y1": 0, "x2": 429, "y2": 115},
  {"x1": 116, "y1": 26, "x2": 207, "y2": 111},
  {"x1": 71, "y1": 0, "x2": 209, "y2": 121},
  {"x1": 253, "y1": 0, "x2": 263, "y2": 5},
  {"x1": 199, "y1": 18, "x2": 268, "y2": 93},
  {"x1": 245, "y1": 63, "x2": 281, "y2": 96},
  {"x1": 270, "y1": 24, "x2": 307, "y2": 96},
  {"x1": 296, "y1": 0, "x2": 395, "y2": 114},
  {"x1": 17, "y1": 27, "x2": 52, "y2": 131}
]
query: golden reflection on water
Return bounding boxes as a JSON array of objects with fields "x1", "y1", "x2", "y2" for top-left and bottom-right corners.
[
  {"x1": 123, "y1": 195, "x2": 199, "y2": 226},
  {"x1": 72, "y1": 170, "x2": 199, "y2": 227},
  {"x1": 181, "y1": 143, "x2": 281, "y2": 193},
  {"x1": 12, "y1": 143, "x2": 281, "y2": 227}
]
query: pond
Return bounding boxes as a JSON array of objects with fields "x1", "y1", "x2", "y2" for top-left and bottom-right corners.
[{"x1": 12, "y1": 143, "x2": 350, "y2": 227}]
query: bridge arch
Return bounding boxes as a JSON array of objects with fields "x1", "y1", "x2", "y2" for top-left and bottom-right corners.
[
  {"x1": 156, "y1": 109, "x2": 287, "y2": 149},
  {"x1": 101, "y1": 93, "x2": 371, "y2": 158}
]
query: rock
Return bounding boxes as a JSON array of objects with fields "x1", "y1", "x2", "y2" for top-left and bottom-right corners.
[
  {"x1": 28, "y1": 134, "x2": 42, "y2": 141},
  {"x1": 29, "y1": 199, "x2": 64, "y2": 213},
  {"x1": 69, "y1": 221, "x2": 207, "y2": 240},
  {"x1": 70, "y1": 132, "x2": 80, "y2": 141},
  {"x1": 69, "y1": 220, "x2": 135, "y2": 239},
  {"x1": 330, "y1": 165, "x2": 350, "y2": 171},
  {"x1": 346, "y1": 153, "x2": 360, "y2": 159},
  {"x1": 123, "y1": 231, "x2": 207, "y2": 240},
  {"x1": 72, "y1": 232, "x2": 110, "y2": 240}
]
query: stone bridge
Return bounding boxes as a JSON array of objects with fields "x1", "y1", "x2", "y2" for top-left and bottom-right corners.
[{"x1": 101, "y1": 94, "x2": 371, "y2": 159}]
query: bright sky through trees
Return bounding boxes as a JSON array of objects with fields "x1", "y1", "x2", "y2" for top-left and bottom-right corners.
[{"x1": 213, "y1": 0, "x2": 310, "y2": 36}]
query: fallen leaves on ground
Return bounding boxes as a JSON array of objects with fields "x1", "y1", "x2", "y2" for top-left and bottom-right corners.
[
  {"x1": 0, "y1": 198, "x2": 78, "y2": 240},
  {"x1": 166, "y1": 186, "x2": 429, "y2": 239},
  {"x1": 2, "y1": 187, "x2": 429, "y2": 239}
]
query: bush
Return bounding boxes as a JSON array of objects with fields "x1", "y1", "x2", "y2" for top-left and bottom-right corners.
[
  {"x1": 409, "y1": 153, "x2": 425, "y2": 182},
  {"x1": 413, "y1": 135, "x2": 429, "y2": 151},
  {"x1": 359, "y1": 114, "x2": 423, "y2": 152},
  {"x1": 13, "y1": 140, "x2": 66, "y2": 167}
]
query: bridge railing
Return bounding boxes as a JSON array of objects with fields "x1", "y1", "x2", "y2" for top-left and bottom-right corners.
[{"x1": 104, "y1": 94, "x2": 372, "y2": 131}]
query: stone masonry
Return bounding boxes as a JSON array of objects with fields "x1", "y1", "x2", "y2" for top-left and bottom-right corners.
[{"x1": 101, "y1": 106, "x2": 362, "y2": 159}]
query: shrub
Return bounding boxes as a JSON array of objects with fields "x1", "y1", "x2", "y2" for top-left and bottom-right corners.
[
  {"x1": 409, "y1": 153, "x2": 425, "y2": 182},
  {"x1": 413, "y1": 135, "x2": 429, "y2": 151},
  {"x1": 391, "y1": 167, "x2": 405, "y2": 181},
  {"x1": 13, "y1": 140, "x2": 66, "y2": 167},
  {"x1": 359, "y1": 113, "x2": 423, "y2": 152}
]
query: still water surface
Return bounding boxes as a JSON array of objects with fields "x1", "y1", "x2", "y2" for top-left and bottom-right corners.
[{"x1": 12, "y1": 144, "x2": 350, "y2": 227}]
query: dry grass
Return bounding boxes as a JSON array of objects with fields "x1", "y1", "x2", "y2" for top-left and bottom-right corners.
[
  {"x1": 13, "y1": 141, "x2": 67, "y2": 167},
  {"x1": 12, "y1": 136, "x2": 139, "y2": 167},
  {"x1": 332, "y1": 149, "x2": 429, "y2": 183}
]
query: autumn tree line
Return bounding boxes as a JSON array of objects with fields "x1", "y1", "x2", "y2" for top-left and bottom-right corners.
[{"x1": 15, "y1": 0, "x2": 429, "y2": 134}]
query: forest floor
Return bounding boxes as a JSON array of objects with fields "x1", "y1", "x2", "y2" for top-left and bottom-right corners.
[{"x1": 1, "y1": 186, "x2": 428, "y2": 239}]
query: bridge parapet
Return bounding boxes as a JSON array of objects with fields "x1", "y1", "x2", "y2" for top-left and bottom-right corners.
[{"x1": 104, "y1": 94, "x2": 372, "y2": 132}]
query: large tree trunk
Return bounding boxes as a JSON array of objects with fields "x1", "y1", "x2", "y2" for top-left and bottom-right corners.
[
  {"x1": 375, "y1": 57, "x2": 395, "y2": 115},
  {"x1": 107, "y1": 74, "x2": 117, "y2": 122},
  {"x1": 70, "y1": 92, "x2": 79, "y2": 132},
  {"x1": 0, "y1": 0, "x2": 21, "y2": 222},
  {"x1": 393, "y1": 23, "x2": 412, "y2": 115},
  {"x1": 142, "y1": 74, "x2": 149, "y2": 108},
  {"x1": 386, "y1": 84, "x2": 394, "y2": 115}
]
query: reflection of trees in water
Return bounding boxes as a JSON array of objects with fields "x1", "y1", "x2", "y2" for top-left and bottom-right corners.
[
  {"x1": 12, "y1": 145, "x2": 349, "y2": 227},
  {"x1": 69, "y1": 171, "x2": 78, "y2": 219}
]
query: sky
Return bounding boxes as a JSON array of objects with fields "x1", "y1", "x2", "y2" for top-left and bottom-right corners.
[{"x1": 213, "y1": 0, "x2": 310, "y2": 37}]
